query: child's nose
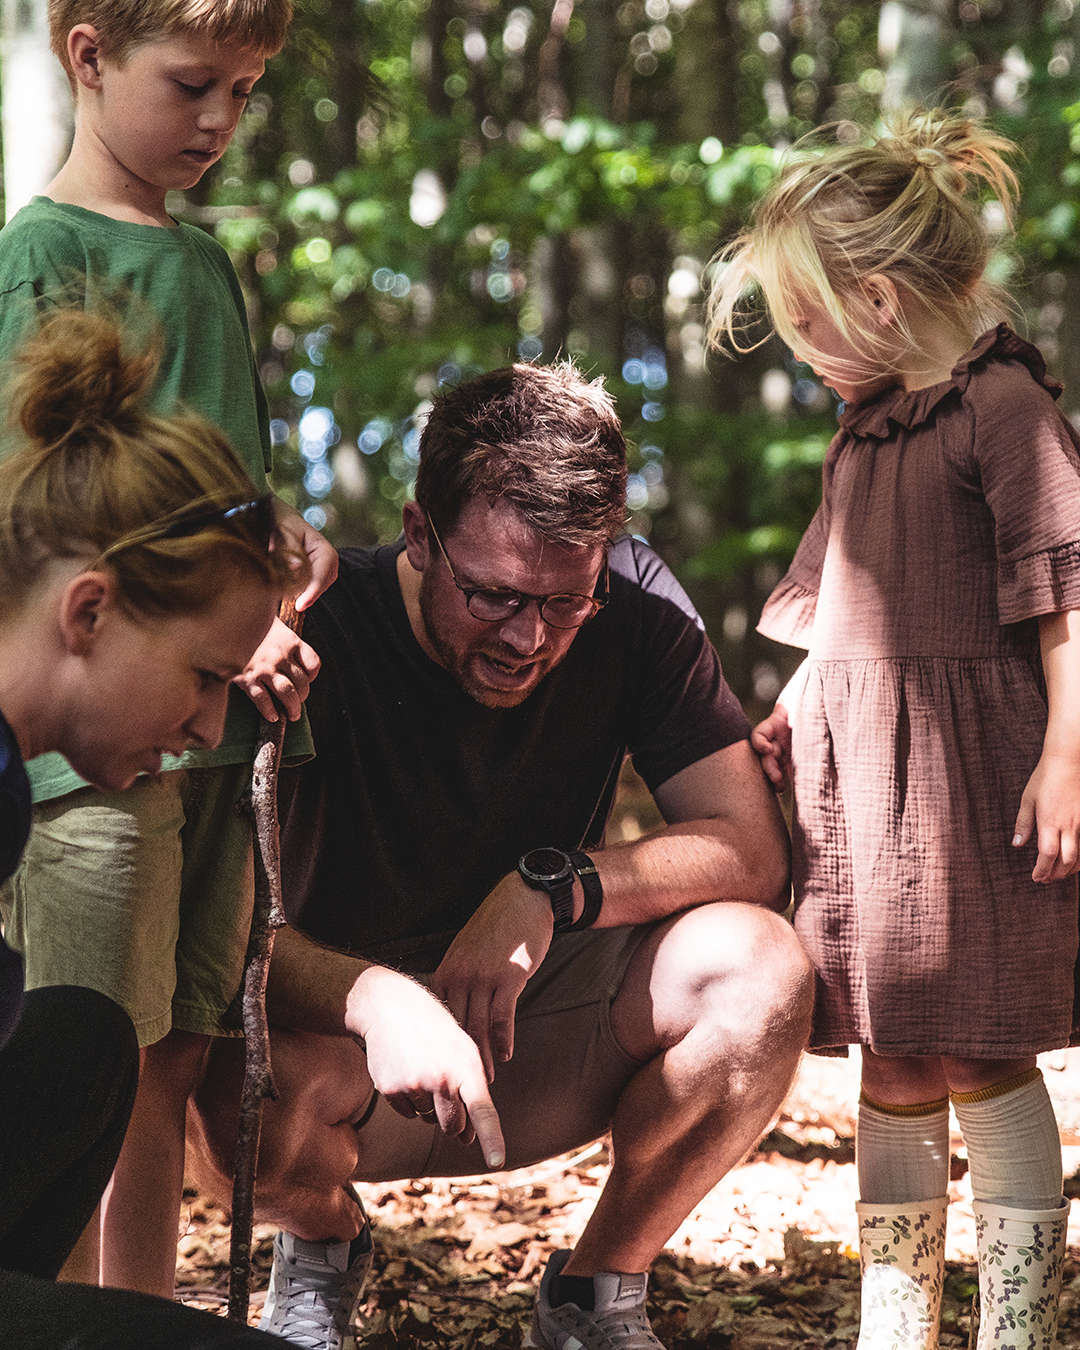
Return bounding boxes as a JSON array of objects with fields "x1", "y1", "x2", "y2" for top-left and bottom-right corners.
[{"x1": 198, "y1": 95, "x2": 240, "y2": 133}]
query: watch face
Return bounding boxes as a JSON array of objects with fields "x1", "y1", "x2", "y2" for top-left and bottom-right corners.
[{"x1": 520, "y1": 847, "x2": 571, "y2": 882}]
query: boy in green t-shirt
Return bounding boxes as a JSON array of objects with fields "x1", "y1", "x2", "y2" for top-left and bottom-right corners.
[{"x1": 0, "y1": 0, "x2": 341, "y2": 1320}]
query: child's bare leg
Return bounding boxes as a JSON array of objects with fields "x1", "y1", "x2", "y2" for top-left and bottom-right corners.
[
  {"x1": 857, "y1": 1052, "x2": 951, "y2": 1206},
  {"x1": 858, "y1": 1050, "x2": 1047, "y2": 1202},
  {"x1": 101, "y1": 1030, "x2": 209, "y2": 1297},
  {"x1": 945, "y1": 1053, "x2": 1065, "y2": 1349},
  {"x1": 57, "y1": 1204, "x2": 101, "y2": 1284},
  {"x1": 855, "y1": 1054, "x2": 954, "y2": 1349},
  {"x1": 941, "y1": 1052, "x2": 1061, "y2": 1208},
  {"x1": 861, "y1": 1049, "x2": 1037, "y2": 1102}
]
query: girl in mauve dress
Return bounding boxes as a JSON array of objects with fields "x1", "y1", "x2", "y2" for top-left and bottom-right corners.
[{"x1": 708, "y1": 108, "x2": 1080, "y2": 1350}]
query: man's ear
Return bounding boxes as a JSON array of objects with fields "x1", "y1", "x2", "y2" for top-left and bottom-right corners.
[
  {"x1": 58, "y1": 572, "x2": 112, "y2": 655},
  {"x1": 863, "y1": 274, "x2": 900, "y2": 328},
  {"x1": 68, "y1": 26, "x2": 105, "y2": 92},
  {"x1": 401, "y1": 500, "x2": 431, "y2": 572}
]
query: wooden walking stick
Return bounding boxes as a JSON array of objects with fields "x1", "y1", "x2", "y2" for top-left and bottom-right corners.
[{"x1": 227, "y1": 598, "x2": 301, "y2": 1324}]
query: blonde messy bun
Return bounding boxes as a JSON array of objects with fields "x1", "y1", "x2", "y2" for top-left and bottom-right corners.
[
  {"x1": 877, "y1": 107, "x2": 1017, "y2": 222},
  {"x1": 10, "y1": 308, "x2": 160, "y2": 451},
  {"x1": 707, "y1": 107, "x2": 1019, "y2": 372}
]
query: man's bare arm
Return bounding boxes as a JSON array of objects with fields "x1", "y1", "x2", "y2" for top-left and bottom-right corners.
[
  {"x1": 265, "y1": 925, "x2": 374, "y2": 1036},
  {"x1": 432, "y1": 738, "x2": 791, "y2": 1075},
  {"x1": 589, "y1": 738, "x2": 792, "y2": 925},
  {"x1": 267, "y1": 926, "x2": 505, "y2": 1168}
]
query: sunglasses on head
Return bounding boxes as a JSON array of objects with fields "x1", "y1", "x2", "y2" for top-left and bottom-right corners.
[{"x1": 98, "y1": 494, "x2": 275, "y2": 563}]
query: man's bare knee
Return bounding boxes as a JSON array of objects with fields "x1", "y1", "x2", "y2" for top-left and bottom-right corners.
[
  {"x1": 687, "y1": 904, "x2": 813, "y2": 1043},
  {"x1": 614, "y1": 903, "x2": 812, "y2": 1058},
  {"x1": 188, "y1": 1030, "x2": 372, "y2": 1215}
]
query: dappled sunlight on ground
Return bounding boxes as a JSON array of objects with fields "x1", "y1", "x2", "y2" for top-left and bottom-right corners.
[{"x1": 174, "y1": 1048, "x2": 1080, "y2": 1344}]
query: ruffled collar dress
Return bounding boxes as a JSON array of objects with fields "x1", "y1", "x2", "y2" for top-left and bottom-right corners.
[{"x1": 759, "y1": 326, "x2": 1080, "y2": 1056}]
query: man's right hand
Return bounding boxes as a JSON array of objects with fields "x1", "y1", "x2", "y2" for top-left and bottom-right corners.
[
  {"x1": 345, "y1": 964, "x2": 505, "y2": 1170},
  {"x1": 430, "y1": 874, "x2": 555, "y2": 1082}
]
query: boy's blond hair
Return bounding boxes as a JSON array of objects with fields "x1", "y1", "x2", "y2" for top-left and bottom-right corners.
[
  {"x1": 49, "y1": 0, "x2": 292, "y2": 77},
  {"x1": 707, "y1": 108, "x2": 1019, "y2": 379}
]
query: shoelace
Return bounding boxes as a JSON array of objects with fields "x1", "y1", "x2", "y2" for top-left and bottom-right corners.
[
  {"x1": 545, "y1": 1300, "x2": 663, "y2": 1349},
  {"x1": 271, "y1": 1278, "x2": 349, "y2": 1346},
  {"x1": 268, "y1": 1253, "x2": 370, "y2": 1348}
]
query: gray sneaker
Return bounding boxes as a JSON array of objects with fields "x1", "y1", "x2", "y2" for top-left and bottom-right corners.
[
  {"x1": 525, "y1": 1247, "x2": 665, "y2": 1349},
  {"x1": 258, "y1": 1210, "x2": 373, "y2": 1349}
]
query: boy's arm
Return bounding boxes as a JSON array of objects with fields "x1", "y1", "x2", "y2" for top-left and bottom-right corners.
[
  {"x1": 0, "y1": 211, "x2": 79, "y2": 402},
  {"x1": 232, "y1": 616, "x2": 320, "y2": 723},
  {"x1": 231, "y1": 501, "x2": 339, "y2": 720},
  {"x1": 274, "y1": 497, "x2": 339, "y2": 611}
]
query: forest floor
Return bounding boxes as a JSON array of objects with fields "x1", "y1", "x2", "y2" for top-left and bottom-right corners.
[{"x1": 173, "y1": 1046, "x2": 1080, "y2": 1348}]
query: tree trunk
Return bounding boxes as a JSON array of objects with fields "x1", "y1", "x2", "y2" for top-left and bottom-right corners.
[
  {"x1": 1, "y1": 0, "x2": 73, "y2": 220},
  {"x1": 878, "y1": 0, "x2": 952, "y2": 110}
]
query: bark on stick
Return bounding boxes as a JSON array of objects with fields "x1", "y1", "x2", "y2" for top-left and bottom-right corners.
[{"x1": 227, "y1": 599, "x2": 299, "y2": 1324}]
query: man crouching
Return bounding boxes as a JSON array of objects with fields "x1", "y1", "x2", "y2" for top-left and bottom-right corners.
[{"x1": 188, "y1": 360, "x2": 813, "y2": 1349}]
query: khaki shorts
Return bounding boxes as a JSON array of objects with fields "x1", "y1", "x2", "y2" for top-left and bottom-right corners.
[
  {"x1": 353, "y1": 924, "x2": 650, "y2": 1182},
  {"x1": 0, "y1": 766, "x2": 255, "y2": 1046}
]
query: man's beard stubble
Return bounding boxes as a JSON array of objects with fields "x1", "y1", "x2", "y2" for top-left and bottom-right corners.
[{"x1": 417, "y1": 573, "x2": 566, "y2": 710}]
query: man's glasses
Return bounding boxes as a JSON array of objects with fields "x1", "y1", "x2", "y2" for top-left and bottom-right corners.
[
  {"x1": 427, "y1": 513, "x2": 608, "y2": 630},
  {"x1": 99, "y1": 494, "x2": 275, "y2": 563}
]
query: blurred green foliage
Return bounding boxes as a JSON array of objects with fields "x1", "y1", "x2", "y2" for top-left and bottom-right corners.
[{"x1": 168, "y1": 0, "x2": 1080, "y2": 705}]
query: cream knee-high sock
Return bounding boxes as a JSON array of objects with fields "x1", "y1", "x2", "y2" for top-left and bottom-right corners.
[
  {"x1": 856, "y1": 1090, "x2": 950, "y2": 1205},
  {"x1": 951, "y1": 1068, "x2": 1062, "y2": 1210}
]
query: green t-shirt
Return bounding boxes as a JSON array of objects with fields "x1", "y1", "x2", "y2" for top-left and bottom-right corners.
[{"x1": 0, "y1": 197, "x2": 313, "y2": 800}]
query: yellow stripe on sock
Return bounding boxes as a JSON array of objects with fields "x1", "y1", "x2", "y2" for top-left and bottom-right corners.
[
  {"x1": 859, "y1": 1089, "x2": 949, "y2": 1117},
  {"x1": 949, "y1": 1066, "x2": 1041, "y2": 1106}
]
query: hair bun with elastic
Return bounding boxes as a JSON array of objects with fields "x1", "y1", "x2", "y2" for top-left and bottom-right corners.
[{"x1": 12, "y1": 308, "x2": 159, "y2": 450}]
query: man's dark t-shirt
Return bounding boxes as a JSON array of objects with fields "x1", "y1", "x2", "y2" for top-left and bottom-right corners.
[{"x1": 279, "y1": 536, "x2": 750, "y2": 973}]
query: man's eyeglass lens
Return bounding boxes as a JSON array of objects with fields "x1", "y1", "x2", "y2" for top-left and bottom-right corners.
[
  {"x1": 465, "y1": 589, "x2": 602, "y2": 628},
  {"x1": 427, "y1": 512, "x2": 606, "y2": 630}
]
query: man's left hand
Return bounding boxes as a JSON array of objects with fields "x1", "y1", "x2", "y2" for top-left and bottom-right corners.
[{"x1": 431, "y1": 875, "x2": 554, "y2": 1081}]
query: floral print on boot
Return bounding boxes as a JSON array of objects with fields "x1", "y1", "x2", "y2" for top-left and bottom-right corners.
[
  {"x1": 973, "y1": 1199, "x2": 1068, "y2": 1349},
  {"x1": 856, "y1": 1197, "x2": 948, "y2": 1350}
]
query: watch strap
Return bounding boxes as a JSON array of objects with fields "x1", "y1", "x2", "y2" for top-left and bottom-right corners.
[
  {"x1": 547, "y1": 873, "x2": 576, "y2": 930},
  {"x1": 518, "y1": 849, "x2": 576, "y2": 930},
  {"x1": 564, "y1": 850, "x2": 603, "y2": 931}
]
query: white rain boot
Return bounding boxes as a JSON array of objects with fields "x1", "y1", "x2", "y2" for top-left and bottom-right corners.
[
  {"x1": 856, "y1": 1197, "x2": 948, "y2": 1350},
  {"x1": 973, "y1": 1199, "x2": 1069, "y2": 1349}
]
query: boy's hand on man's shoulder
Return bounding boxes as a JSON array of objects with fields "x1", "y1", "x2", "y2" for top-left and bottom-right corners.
[
  {"x1": 273, "y1": 498, "x2": 339, "y2": 610},
  {"x1": 233, "y1": 616, "x2": 321, "y2": 723}
]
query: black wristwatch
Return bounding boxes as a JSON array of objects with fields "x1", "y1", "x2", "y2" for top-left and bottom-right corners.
[
  {"x1": 517, "y1": 847, "x2": 576, "y2": 930},
  {"x1": 517, "y1": 847, "x2": 604, "y2": 932}
]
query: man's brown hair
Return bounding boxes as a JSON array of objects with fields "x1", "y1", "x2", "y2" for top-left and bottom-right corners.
[{"x1": 415, "y1": 362, "x2": 628, "y2": 549}]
